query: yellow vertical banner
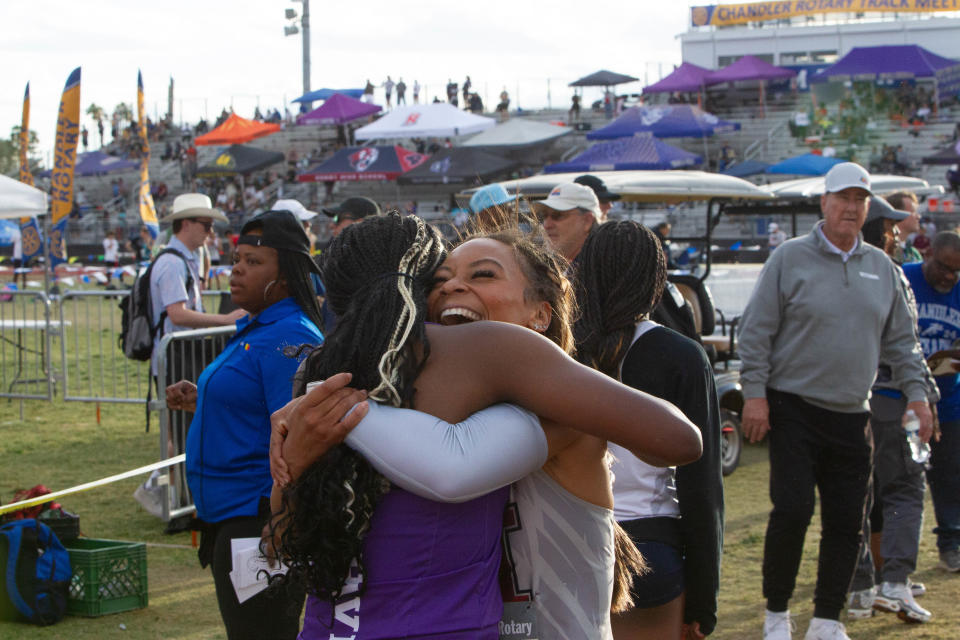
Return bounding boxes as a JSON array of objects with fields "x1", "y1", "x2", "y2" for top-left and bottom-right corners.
[
  {"x1": 18, "y1": 83, "x2": 44, "y2": 263},
  {"x1": 137, "y1": 71, "x2": 159, "y2": 239},
  {"x1": 49, "y1": 67, "x2": 81, "y2": 265}
]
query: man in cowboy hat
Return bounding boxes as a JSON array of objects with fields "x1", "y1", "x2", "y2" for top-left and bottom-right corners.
[{"x1": 150, "y1": 193, "x2": 244, "y2": 378}]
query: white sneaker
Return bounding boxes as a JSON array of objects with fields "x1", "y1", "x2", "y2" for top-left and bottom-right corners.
[
  {"x1": 873, "y1": 581, "x2": 932, "y2": 623},
  {"x1": 907, "y1": 578, "x2": 925, "y2": 598},
  {"x1": 764, "y1": 610, "x2": 795, "y2": 640},
  {"x1": 804, "y1": 617, "x2": 850, "y2": 640},
  {"x1": 846, "y1": 586, "x2": 875, "y2": 619}
]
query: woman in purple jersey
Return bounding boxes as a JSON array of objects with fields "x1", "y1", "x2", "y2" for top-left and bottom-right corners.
[{"x1": 268, "y1": 213, "x2": 701, "y2": 639}]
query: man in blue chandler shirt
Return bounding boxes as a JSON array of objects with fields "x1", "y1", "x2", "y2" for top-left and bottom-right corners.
[{"x1": 903, "y1": 230, "x2": 960, "y2": 575}]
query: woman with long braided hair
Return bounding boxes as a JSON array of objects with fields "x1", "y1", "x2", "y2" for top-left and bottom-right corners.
[
  {"x1": 271, "y1": 213, "x2": 702, "y2": 639},
  {"x1": 574, "y1": 221, "x2": 724, "y2": 640}
]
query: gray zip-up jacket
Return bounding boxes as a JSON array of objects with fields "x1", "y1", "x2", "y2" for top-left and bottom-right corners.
[{"x1": 739, "y1": 222, "x2": 928, "y2": 413}]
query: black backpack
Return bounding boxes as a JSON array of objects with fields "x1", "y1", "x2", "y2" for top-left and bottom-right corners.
[
  {"x1": 0, "y1": 519, "x2": 71, "y2": 626},
  {"x1": 118, "y1": 248, "x2": 194, "y2": 361}
]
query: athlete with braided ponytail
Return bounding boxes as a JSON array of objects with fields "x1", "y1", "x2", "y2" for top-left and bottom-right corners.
[
  {"x1": 573, "y1": 221, "x2": 724, "y2": 640},
  {"x1": 270, "y1": 213, "x2": 702, "y2": 639}
]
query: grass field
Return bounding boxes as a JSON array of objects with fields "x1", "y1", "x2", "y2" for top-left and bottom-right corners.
[{"x1": 2, "y1": 392, "x2": 958, "y2": 637}]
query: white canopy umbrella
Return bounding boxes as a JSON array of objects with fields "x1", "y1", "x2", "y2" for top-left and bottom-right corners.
[
  {"x1": 354, "y1": 103, "x2": 496, "y2": 140},
  {"x1": 0, "y1": 174, "x2": 48, "y2": 219},
  {"x1": 763, "y1": 174, "x2": 942, "y2": 199},
  {"x1": 463, "y1": 170, "x2": 772, "y2": 204},
  {"x1": 462, "y1": 119, "x2": 572, "y2": 148}
]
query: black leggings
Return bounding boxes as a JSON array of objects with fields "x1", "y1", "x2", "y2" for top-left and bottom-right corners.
[{"x1": 204, "y1": 507, "x2": 305, "y2": 640}]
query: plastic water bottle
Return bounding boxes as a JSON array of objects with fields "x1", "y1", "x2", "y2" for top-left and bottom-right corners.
[{"x1": 903, "y1": 409, "x2": 931, "y2": 467}]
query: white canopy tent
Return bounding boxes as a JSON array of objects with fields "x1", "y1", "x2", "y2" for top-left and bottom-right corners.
[
  {"x1": 462, "y1": 119, "x2": 572, "y2": 148},
  {"x1": 354, "y1": 103, "x2": 496, "y2": 140},
  {"x1": 0, "y1": 174, "x2": 48, "y2": 219},
  {"x1": 763, "y1": 175, "x2": 942, "y2": 199}
]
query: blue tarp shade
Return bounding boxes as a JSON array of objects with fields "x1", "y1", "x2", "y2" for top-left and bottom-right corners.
[
  {"x1": 766, "y1": 153, "x2": 844, "y2": 176},
  {"x1": 644, "y1": 62, "x2": 713, "y2": 94},
  {"x1": 587, "y1": 105, "x2": 740, "y2": 140},
  {"x1": 721, "y1": 160, "x2": 770, "y2": 177},
  {"x1": 39, "y1": 150, "x2": 139, "y2": 178},
  {"x1": 292, "y1": 88, "x2": 365, "y2": 103},
  {"x1": 544, "y1": 133, "x2": 702, "y2": 173}
]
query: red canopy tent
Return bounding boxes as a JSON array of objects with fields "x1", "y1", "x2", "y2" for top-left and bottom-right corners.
[{"x1": 194, "y1": 113, "x2": 281, "y2": 146}]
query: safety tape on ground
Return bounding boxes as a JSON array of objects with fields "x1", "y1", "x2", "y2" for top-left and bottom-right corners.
[{"x1": 0, "y1": 454, "x2": 186, "y2": 516}]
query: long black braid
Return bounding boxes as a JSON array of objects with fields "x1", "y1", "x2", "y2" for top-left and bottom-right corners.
[
  {"x1": 573, "y1": 221, "x2": 666, "y2": 377},
  {"x1": 272, "y1": 212, "x2": 447, "y2": 603},
  {"x1": 277, "y1": 251, "x2": 325, "y2": 331}
]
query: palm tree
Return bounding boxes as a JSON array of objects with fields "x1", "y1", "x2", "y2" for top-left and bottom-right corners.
[{"x1": 87, "y1": 103, "x2": 106, "y2": 146}]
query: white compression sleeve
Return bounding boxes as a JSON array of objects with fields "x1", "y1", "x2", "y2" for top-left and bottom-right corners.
[{"x1": 345, "y1": 402, "x2": 547, "y2": 503}]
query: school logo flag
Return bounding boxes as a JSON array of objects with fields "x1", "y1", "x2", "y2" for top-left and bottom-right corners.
[
  {"x1": 137, "y1": 71, "x2": 158, "y2": 239},
  {"x1": 49, "y1": 67, "x2": 81, "y2": 265},
  {"x1": 18, "y1": 83, "x2": 43, "y2": 262}
]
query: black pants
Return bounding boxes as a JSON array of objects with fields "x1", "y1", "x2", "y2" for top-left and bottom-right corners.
[
  {"x1": 762, "y1": 388, "x2": 872, "y2": 621},
  {"x1": 202, "y1": 501, "x2": 305, "y2": 640}
]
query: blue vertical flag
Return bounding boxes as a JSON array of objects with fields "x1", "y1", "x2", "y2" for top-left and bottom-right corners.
[
  {"x1": 137, "y1": 71, "x2": 158, "y2": 239},
  {"x1": 49, "y1": 67, "x2": 81, "y2": 265},
  {"x1": 18, "y1": 83, "x2": 43, "y2": 262}
]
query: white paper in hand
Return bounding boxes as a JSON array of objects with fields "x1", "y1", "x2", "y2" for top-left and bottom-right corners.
[{"x1": 228, "y1": 537, "x2": 289, "y2": 604}]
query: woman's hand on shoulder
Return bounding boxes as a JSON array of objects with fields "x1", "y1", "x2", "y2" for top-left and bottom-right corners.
[{"x1": 270, "y1": 373, "x2": 369, "y2": 485}]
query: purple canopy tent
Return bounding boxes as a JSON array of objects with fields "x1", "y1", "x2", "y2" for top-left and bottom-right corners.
[
  {"x1": 39, "y1": 150, "x2": 139, "y2": 178},
  {"x1": 706, "y1": 55, "x2": 796, "y2": 118},
  {"x1": 811, "y1": 45, "x2": 960, "y2": 104},
  {"x1": 296, "y1": 93, "x2": 382, "y2": 125},
  {"x1": 707, "y1": 55, "x2": 796, "y2": 84},
  {"x1": 544, "y1": 133, "x2": 702, "y2": 173},
  {"x1": 644, "y1": 62, "x2": 713, "y2": 94},
  {"x1": 587, "y1": 105, "x2": 739, "y2": 139}
]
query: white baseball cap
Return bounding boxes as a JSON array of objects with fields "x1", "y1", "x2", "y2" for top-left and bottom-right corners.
[
  {"x1": 272, "y1": 198, "x2": 318, "y2": 222},
  {"x1": 824, "y1": 162, "x2": 872, "y2": 195},
  {"x1": 538, "y1": 182, "x2": 602, "y2": 222}
]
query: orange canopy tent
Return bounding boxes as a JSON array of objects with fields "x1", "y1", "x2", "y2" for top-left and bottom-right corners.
[{"x1": 194, "y1": 113, "x2": 281, "y2": 146}]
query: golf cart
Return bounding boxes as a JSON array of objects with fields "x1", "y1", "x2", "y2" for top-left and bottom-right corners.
[{"x1": 459, "y1": 169, "x2": 774, "y2": 476}]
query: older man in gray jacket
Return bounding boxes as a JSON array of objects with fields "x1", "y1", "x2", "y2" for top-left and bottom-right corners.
[{"x1": 738, "y1": 163, "x2": 933, "y2": 640}]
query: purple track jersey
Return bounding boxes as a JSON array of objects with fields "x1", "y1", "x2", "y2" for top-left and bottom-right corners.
[{"x1": 300, "y1": 485, "x2": 509, "y2": 639}]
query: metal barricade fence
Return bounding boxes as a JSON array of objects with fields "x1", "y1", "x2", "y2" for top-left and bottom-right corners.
[
  {"x1": 0, "y1": 290, "x2": 55, "y2": 405},
  {"x1": 58, "y1": 289, "x2": 228, "y2": 404},
  {"x1": 154, "y1": 325, "x2": 236, "y2": 521}
]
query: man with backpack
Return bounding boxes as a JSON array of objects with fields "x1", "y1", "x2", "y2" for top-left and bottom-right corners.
[{"x1": 149, "y1": 193, "x2": 244, "y2": 382}]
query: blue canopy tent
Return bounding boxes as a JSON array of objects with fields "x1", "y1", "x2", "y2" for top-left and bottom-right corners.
[
  {"x1": 587, "y1": 105, "x2": 740, "y2": 140},
  {"x1": 720, "y1": 160, "x2": 770, "y2": 177},
  {"x1": 544, "y1": 133, "x2": 702, "y2": 173},
  {"x1": 766, "y1": 153, "x2": 844, "y2": 176},
  {"x1": 292, "y1": 88, "x2": 365, "y2": 103}
]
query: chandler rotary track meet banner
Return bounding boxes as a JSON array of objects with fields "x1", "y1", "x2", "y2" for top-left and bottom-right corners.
[
  {"x1": 18, "y1": 83, "x2": 43, "y2": 262},
  {"x1": 692, "y1": 0, "x2": 960, "y2": 27},
  {"x1": 49, "y1": 67, "x2": 81, "y2": 265}
]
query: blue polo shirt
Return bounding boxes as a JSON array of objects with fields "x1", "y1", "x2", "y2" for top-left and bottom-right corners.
[
  {"x1": 903, "y1": 262, "x2": 960, "y2": 422},
  {"x1": 185, "y1": 297, "x2": 323, "y2": 523}
]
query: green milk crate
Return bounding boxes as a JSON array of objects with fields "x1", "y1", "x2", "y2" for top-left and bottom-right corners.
[{"x1": 64, "y1": 538, "x2": 148, "y2": 617}]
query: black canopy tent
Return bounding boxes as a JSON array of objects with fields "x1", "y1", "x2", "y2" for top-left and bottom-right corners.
[
  {"x1": 196, "y1": 144, "x2": 286, "y2": 177},
  {"x1": 569, "y1": 70, "x2": 639, "y2": 87},
  {"x1": 397, "y1": 148, "x2": 518, "y2": 185}
]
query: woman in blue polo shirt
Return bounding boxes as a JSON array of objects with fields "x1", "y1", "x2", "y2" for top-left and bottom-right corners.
[{"x1": 166, "y1": 209, "x2": 324, "y2": 640}]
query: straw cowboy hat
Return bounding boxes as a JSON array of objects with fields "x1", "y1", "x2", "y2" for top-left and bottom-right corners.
[{"x1": 160, "y1": 193, "x2": 229, "y2": 223}]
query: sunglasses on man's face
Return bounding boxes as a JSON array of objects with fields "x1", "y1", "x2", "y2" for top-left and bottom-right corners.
[
  {"x1": 190, "y1": 218, "x2": 214, "y2": 231},
  {"x1": 332, "y1": 215, "x2": 358, "y2": 225}
]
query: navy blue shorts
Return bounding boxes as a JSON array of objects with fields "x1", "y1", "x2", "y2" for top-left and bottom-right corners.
[{"x1": 628, "y1": 541, "x2": 685, "y2": 608}]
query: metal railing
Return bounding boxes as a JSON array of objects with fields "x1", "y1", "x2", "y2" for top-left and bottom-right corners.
[
  {"x1": 0, "y1": 291, "x2": 56, "y2": 404},
  {"x1": 154, "y1": 325, "x2": 236, "y2": 521},
  {"x1": 58, "y1": 289, "x2": 229, "y2": 404}
]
